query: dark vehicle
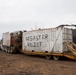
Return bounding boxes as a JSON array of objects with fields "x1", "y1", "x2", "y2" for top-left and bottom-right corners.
[
  {"x1": 1, "y1": 25, "x2": 76, "y2": 60},
  {"x1": 2, "y1": 31, "x2": 22, "y2": 53}
]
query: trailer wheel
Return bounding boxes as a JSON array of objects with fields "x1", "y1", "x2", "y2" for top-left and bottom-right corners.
[
  {"x1": 10, "y1": 50, "x2": 13, "y2": 53},
  {"x1": 46, "y1": 55, "x2": 51, "y2": 60},
  {"x1": 6, "y1": 50, "x2": 8, "y2": 53},
  {"x1": 8, "y1": 50, "x2": 10, "y2": 53},
  {"x1": 4, "y1": 48, "x2": 6, "y2": 52},
  {"x1": 10, "y1": 47, "x2": 15, "y2": 53},
  {"x1": 7, "y1": 50, "x2": 9, "y2": 53},
  {"x1": 53, "y1": 56, "x2": 59, "y2": 60}
]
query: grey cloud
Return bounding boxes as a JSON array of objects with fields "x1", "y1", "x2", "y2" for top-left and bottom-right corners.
[{"x1": 0, "y1": 0, "x2": 76, "y2": 39}]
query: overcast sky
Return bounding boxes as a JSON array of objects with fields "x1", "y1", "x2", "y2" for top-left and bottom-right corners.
[{"x1": 0, "y1": 0, "x2": 76, "y2": 39}]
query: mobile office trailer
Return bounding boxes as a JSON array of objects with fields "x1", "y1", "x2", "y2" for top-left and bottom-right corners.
[{"x1": 21, "y1": 25, "x2": 76, "y2": 60}]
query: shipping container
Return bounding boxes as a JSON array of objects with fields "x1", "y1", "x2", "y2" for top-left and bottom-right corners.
[
  {"x1": 22, "y1": 26, "x2": 72, "y2": 54},
  {"x1": 21, "y1": 26, "x2": 76, "y2": 60}
]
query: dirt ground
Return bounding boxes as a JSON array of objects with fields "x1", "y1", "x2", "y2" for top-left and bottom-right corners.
[{"x1": 0, "y1": 51, "x2": 76, "y2": 75}]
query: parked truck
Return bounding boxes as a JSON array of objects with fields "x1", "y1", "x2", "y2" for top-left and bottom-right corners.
[
  {"x1": 2, "y1": 31, "x2": 22, "y2": 53},
  {"x1": 1, "y1": 25, "x2": 76, "y2": 60},
  {"x1": 21, "y1": 25, "x2": 75, "y2": 60}
]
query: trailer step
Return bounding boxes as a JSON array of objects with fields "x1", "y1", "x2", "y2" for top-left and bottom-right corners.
[
  {"x1": 64, "y1": 42, "x2": 76, "y2": 56},
  {"x1": 71, "y1": 42, "x2": 76, "y2": 49},
  {"x1": 64, "y1": 54, "x2": 76, "y2": 60}
]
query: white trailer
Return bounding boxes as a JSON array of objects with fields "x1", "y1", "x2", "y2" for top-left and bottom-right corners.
[
  {"x1": 21, "y1": 25, "x2": 76, "y2": 60},
  {"x1": 22, "y1": 26, "x2": 72, "y2": 53},
  {"x1": 2, "y1": 32, "x2": 11, "y2": 47}
]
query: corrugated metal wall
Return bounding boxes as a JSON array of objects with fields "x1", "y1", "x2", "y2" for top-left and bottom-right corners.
[{"x1": 23, "y1": 27, "x2": 72, "y2": 53}]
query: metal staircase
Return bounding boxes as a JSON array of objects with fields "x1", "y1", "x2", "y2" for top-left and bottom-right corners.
[{"x1": 63, "y1": 42, "x2": 76, "y2": 60}]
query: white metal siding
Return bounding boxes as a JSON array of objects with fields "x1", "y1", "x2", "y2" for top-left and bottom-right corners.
[
  {"x1": 23, "y1": 30, "x2": 50, "y2": 52},
  {"x1": 51, "y1": 28, "x2": 63, "y2": 53},
  {"x1": 23, "y1": 27, "x2": 72, "y2": 53},
  {"x1": 62, "y1": 28, "x2": 72, "y2": 52},
  {"x1": 3, "y1": 32, "x2": 10, "y2": 46}
]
